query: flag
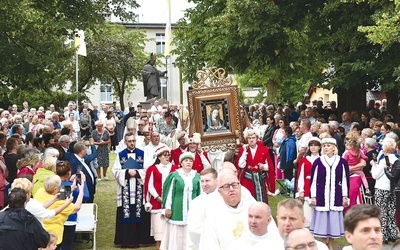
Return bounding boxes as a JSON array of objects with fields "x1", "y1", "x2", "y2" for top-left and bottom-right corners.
[
  {"x1": 165, "y1": 0, "x2": 172, "y2": 57},
  {"x1": 74, "y1": 30, "x2": 87, "y2": 57}
]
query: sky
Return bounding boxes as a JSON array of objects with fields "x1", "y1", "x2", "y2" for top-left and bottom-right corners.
[{"x1": 112, "y1": 0, "x2": 195, "y2": 24}]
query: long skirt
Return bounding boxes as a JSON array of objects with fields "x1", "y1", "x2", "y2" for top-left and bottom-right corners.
[
  {"x1": 310, "y1": 210, "x2": 344, "y2": 238},
  {"x1": 160, "y1": 223, "x2": 187, "y2": 250},
  {"x1": 151, "y1": 213, "x2": 166, "y2": 241},
  {"x1": 114, "y1": 205, "x2": 155, "y2": 247}
]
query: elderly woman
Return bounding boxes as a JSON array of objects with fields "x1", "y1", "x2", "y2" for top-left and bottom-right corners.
[
  {"x1": 32, "y1": 157, "x2": 57, "y2": 196},
  {"x1": 34, "y1": 175, "x2": 84, "y2": 247},
  {"x1": 144, "y1": 146, "x2": 178, "y2": 249},
  {"x1": 363, "y1": 138, "x2": 377, "y2": 197},
  {"x1": 310, "y1": 138, "x2": 349, "y2": 250},
  {"x1": 371, "y1": 138, "x2": 398, "y2": 244},
  {"x1": 384, "y1": 140, "x2": 400, "y2": 237},
  {"x1": 160, "y1": 152, "x2": 201, "y2": 250},
  {"x1": 61, "y1": 120, "x2": 77, "y2": 142},
  {"x1": 360, "y1": 128, "x2": 374, "y2": 154},
  {"x1": 11, "y1": 177, "x2": 72, "y2": 224},
  {"x1": 91, "y1": 120, "x2": 110, "y2": 181}
]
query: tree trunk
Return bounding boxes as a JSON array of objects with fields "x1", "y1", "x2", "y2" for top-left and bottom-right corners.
[
  {"x1": 336, "y1": 85, "x2": 366, "y2": 122},
  {"x1": 266, "y1": 80, "x2": 278, "y2": 103}
]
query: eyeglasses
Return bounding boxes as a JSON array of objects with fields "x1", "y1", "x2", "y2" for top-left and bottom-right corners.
[
  {"x1": 126, "y1": 140, "x2": 136, "y2": 143},
  {"x1": 286, "y1": 241, "x2": 317, "y2": 250},
  {"x1": 219, "y1": 182, "x2": 240, "y2": 191},
  {"x1": 138, "y1": 124, "x2": 144, "y2": 126}
]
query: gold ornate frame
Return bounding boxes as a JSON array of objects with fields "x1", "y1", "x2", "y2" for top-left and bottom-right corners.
[{"x1": 187, "y1": 67, "x2": 243, "y2": 151}]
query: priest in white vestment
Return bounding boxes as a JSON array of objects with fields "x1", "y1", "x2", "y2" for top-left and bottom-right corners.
[
  {"x1": 186, "y1": 168, "x2": 218, "y2": 250},
  {"x1": 199, "y1": 173, "x2": 278, "y2": 250}
]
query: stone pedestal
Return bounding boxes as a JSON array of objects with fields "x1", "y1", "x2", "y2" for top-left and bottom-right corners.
[{"x1": 139, "y1": 98, "x2": 170, "y2": 110}]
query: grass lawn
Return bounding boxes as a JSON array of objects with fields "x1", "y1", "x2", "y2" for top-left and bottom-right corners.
[{"x1": 77, "y1": 153, "x2": 349, "y2": 249}]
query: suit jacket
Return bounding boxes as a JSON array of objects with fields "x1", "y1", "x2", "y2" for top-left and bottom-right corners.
[{"x1": 68, "y1": 153, "x2": 97, "y2": 202}]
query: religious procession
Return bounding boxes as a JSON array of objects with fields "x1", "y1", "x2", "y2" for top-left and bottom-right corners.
[
  {"x1": 0, "y1": 66, "x2": 397, "y2": 250},
  {"x1": 4, "y1": 0, "x2": 400, "y2": 250}
]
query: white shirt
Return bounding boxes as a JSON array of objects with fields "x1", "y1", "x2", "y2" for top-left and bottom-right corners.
[{"x1": 26, "y1": 198, "x2": 56, "y2": 225}]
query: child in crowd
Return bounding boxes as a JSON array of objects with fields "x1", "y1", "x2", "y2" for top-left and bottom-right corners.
[{"x1": 343, "y1": 131, "x2": 371, "y2": 196}]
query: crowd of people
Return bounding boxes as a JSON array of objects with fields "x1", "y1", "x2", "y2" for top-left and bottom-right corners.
[{"x1": 0, "y1": 96, "x2": 398, "y2": 249}]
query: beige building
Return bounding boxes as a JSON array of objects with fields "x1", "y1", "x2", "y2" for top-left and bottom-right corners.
[
  {"x1": 304, "y1": 85, "x2": 337, "y2": 106},
  {"x1": 79, "y1": 0, "x2": 194, "y2": 108},
  {"x1": 80, "y1": 23, "x2": 188, "y2": 108}
]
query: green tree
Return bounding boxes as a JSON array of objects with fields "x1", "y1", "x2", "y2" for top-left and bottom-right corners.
[
  {"x1": 174, "y1": 0, "x2": 400, "y2": 117},
  {"x1": 77, "y1": 24, "x2": 148, "y2": 110},
  {"x1": 0, "y1": 0, "x2": 139, "y2": 107},
  {"x1": 308, "y1": 0, "x2": 400, "y2": 116},
  {"x1": 173, "y1": 0, "x2": 324, "y2": 104}
]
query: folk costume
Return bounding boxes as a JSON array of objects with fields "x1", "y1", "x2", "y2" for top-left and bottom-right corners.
[
  {"x1": 170, "y1": 131, "x2": 187, "y2": 165},
  {"x1": 160, "y1": 155, "x2": 201, "y2": 250},
  {"x1": 237, "y1": 140, "x2": 275, "y2": 203},
  {"x1": 185, "y1": 133, "x2": 211, "y2": 173},
  {"x1": 143, "y1": 142, "x2": 167, "y2": 170},
  {"x1": 144, "y1": 146, "x2": 178, "y2": 241},
  {"x1": 112, "y1": 147, "x2": 155, "y2": 247},
  {"x1": 297, "y1": 155, "x2": 319, "y2": 227},
  {"x1": 170, "y1": 146, "x2": 185, "y2": 166},
  {"x1": 310, "y1": 152, "x2": 349, "y2": 238}
]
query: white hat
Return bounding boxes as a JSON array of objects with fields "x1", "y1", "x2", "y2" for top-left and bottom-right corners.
[
  {"x1": 154, "y1": 145, "x2": 170, "y2": 156},
  {"x1": 179, "y1": 152, "x2": 195, "y2": 163},
  {"x1": 175, "y1": 131, "x2": 186, "y2": 140},
  {"x1": 321, "y1": 137, "x2": 336, "y2": 145},
  {"x1": 308, "y1": 137, "x2": 321, "y2": 145},
  {"x1": 185, "y1": 133, "x2": 201, "y2": 145},
  {"x1": 126, "y1": 118, "x2": 137, "y2": 129},
  {"x1": 243, "y1": 128, "x2": 260, "y2": 139}
]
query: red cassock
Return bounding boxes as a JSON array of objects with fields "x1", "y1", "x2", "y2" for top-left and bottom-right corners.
[
  {"x1": 236, "y1": 144, "x2": 275, "y2": 204},
  {"x1": 170, "y1": 147, "x2": 185, "y2": 166},
  {"x1": 192, "y1": 152, "x2": 211, "y2": 173},
  {"x1": 296, "y1": 157, "x2": 312, "y2": 198},
  {"x1": 144, "y1": 164, "x2": 179, "y2": 211}
]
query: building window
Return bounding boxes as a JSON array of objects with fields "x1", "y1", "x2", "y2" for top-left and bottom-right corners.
[
  {"x1": 100, "y1": 83, "x2": 113, "y2": 103},
  {"x1": 156, "y1": 33, "x2": 165, "y2": 54}
]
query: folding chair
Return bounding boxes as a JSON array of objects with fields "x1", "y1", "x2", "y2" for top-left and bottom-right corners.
[
  {"x1": 75, "y1": 203, "x2": 98, "y2": 250},
  {"x1": 360, "y1": 185, "x2": 373, "y2": 205},
  {"x1": 275, "y1": 179, "x2": 290, "y2": 197}
]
